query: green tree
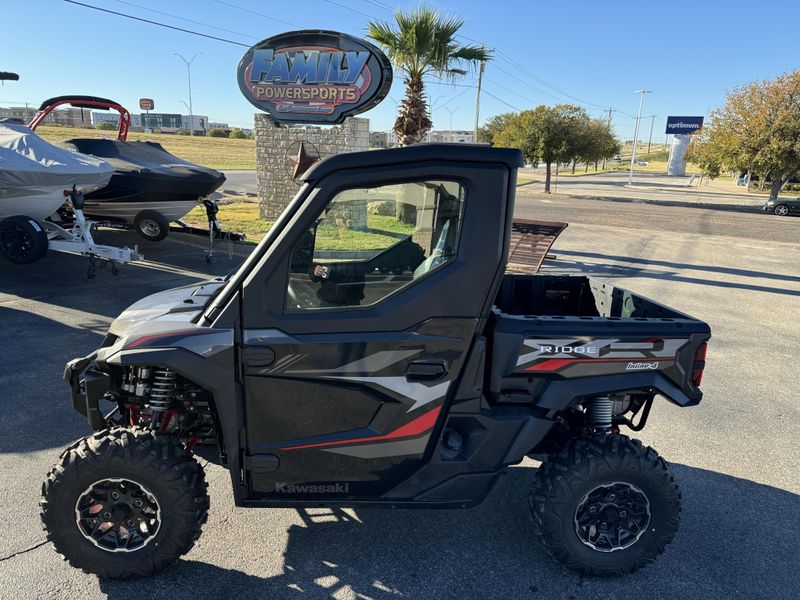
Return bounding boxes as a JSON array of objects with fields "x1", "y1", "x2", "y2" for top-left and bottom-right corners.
[
  {"x1": 576, "y1": 118, "x2": 620, "y2": 172},
  {"x1": 95, "y1": 121, "x2": 117, "y2": 131},
  {"x1": 368, "y1": 6, "x2": 491, "y2": 146},
  {"x1": 688, "y1": 70, "x2": 800, "y2": 200},
  {"x1": 494, "y1": 104, "x2": 593, "y2": 192},
  {"x1": 229, "y1": 129, "x2": 248, "y2": 139},
  {"x1": 477, "y1": 112, "x2": 514, "y2": 145},
  {"x1": 208, "y1": 128, "x2": 229, "y2": 138}
]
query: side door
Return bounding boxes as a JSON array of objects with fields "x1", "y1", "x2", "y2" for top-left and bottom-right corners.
[{"x1": 240, "y1": 161, "x2": 511, "y2": 500}]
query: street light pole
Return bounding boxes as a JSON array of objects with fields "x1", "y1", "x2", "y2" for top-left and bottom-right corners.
[
  {"x1": 627, "y1": 89, "x2": 651, "y2": 186},
  {"x1": 175, "y1": 52, "x2": 202, "y2": 136},
  {"x1": 443, "y1": 106, "x2": 458, "y2": 136}
]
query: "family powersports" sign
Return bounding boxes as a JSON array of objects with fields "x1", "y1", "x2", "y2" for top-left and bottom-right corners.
[{"x1": 237, "y1": 30, "x2": 393, "y2": 124}]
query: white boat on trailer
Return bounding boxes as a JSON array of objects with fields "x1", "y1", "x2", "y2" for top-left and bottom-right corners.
[{"x1": 0, "y1": 122, "x2": 142, "y2": 275}]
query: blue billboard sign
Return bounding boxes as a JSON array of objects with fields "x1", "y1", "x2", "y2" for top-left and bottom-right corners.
[{"x1": 665, "y1": 116, "x2": 704, "y2": 135}]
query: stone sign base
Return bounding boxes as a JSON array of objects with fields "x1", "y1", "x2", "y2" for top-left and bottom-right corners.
[{"x1": 255, "y1": 115, "x2": 370, "y2": 220}]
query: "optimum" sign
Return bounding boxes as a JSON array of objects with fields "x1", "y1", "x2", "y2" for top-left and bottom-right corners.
[{"x1": 665, "y1": 116, "x2": 704, "y2": 135}]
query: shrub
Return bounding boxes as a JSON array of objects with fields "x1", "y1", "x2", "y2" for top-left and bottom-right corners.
[
  {"x1": 229, "y1": 129, "x2": 248, "y2": 139},
  {"x1": 208, "y1": 128, "x2": 229, "y2": 138}
]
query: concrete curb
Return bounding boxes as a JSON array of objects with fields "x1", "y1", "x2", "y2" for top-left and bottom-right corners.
[
  {"x1": 575, "y1": 194, "x2": 764, "y2": 214},
  {"x1": 518, "y1": 188, "x2": 765, "y2": 214}
]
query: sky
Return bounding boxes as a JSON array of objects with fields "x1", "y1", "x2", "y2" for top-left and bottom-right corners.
[{"x1": 2, "y1": 0, "x2": 798, "y2": 140}]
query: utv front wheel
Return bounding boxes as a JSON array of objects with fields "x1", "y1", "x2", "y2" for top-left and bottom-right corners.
[
  {"x1": 530, "y1": 434, "x2": 680, "y2": 576},
  {"x1": 40, "y1": 428, "x2": 209, "y2": 579}
]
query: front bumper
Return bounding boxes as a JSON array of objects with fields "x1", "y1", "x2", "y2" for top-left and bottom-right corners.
[
  {"x1": 762, "y1": 203, "x2": 774, "y2": 212},
  {"x1": 64, "y1": 352, "x2": 111, "y2": 430}
]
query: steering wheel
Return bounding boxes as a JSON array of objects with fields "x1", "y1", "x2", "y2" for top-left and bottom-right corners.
[{"x1": 286, "y1": 279, "x2": 315, "y2": 309}]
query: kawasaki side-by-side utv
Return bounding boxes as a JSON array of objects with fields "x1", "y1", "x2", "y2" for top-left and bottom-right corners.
[{"x1": 42, "y1": 144, "x2": 711, "y2": 579}]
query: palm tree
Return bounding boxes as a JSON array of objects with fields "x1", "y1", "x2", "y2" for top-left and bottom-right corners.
[{"x1": 368, "y1": 6, "x2": 491, "y2": 146}]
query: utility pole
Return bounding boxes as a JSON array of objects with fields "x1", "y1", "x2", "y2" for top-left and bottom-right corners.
[
  {"x1": 646, "y1": 114, "x2": 657, "y2": 155},
  {"x1": 474, "y1": 53, "x2": 485, "y2": 139},
  {"x1": 175, "y1": 52, "x2": 202, "y2": 136},
  {"x1": 603, "y1": 108, "x2": 617, "y2": 169},
  {"x1": 627, "y1": 89, "x2": 651, "y2": 186}
]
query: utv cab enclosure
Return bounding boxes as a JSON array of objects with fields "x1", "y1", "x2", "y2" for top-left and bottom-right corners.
[{"x1": 44, "y1": 144, "x2": 711, "y2": 579}]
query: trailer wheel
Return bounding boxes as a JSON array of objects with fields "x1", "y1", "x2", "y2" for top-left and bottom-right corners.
[
  {"x1": 40, "y1": 428, "x2": 209, "y2": 579},
  {"x1": 134, "y1": 210, "x2": 170, "y2": 241},
  {"x1": 0, "y1": 215, "x2": 49, "y2": 264},
  {"x1": 530, "y1": 434, "x2": 680, "y2": 576}
]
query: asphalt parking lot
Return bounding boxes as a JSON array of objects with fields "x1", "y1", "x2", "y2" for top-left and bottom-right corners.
[{"x1": 1, "y1": 200, "x2": 798, "y2": 600}]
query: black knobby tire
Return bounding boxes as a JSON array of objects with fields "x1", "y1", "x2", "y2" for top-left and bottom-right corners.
[
  {"x1": 530, "y1": 434, "x2": 681, "y2": 576},
  {"x1": 0, "y1": 215, "x2": 48, "y2": 264},
  {"x1": 134, "y1": 210, "x2": 170, "y2": 241},
  {"x1": 40, "y1": 428, "x2": 209, "y2": 579}
]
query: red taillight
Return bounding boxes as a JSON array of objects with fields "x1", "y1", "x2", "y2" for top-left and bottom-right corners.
[{"x1": 691, "y1": 342, "x2": 708, "y2": 387}]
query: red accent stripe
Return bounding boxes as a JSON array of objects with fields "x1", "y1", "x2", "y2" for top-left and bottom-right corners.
[
  {"x1": 281, "y1": 406, "x2": 442, "y2": 451},
  {"x1": 127, "y1": 330, "x2": 210, "y2": 348},
  {"x1": 525, "y1": 357, "x2": 674, "y2": 372}
]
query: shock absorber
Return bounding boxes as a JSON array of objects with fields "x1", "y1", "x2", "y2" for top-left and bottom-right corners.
[
  {"x1": 586, "y1": 396, "x2": 613, "y2": 432},
  {"x1": 149, "y1": 368, "x2": 177, "y2": 429}
]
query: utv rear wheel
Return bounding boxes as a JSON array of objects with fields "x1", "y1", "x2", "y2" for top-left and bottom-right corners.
[
  {"x1": 134, "y1": 210, "x2": 170, "y2": 241},
  {"x1": 530, "y1": 434, "x2": 680, "y2": 576},
  {"x1": 40, "y1": 428, "x2": 209, "y2": 579}
]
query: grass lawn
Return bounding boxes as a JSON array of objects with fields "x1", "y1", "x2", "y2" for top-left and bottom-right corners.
[
  {"x1": 36, "y1": 125, "x2": 256, "y2": 170},
  {"x1": 184, "y1": 199, "x2": 417, "y2": 250},
  {"x1": 547, "y1": 159, "x2": 701, "y2": 178}
]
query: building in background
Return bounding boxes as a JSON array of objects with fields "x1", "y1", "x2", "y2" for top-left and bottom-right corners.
[
  {"x1": 208, "y1": 121, "x2": 229, "y2": 130},
  {"x1": 370, "y1": 131, "x2": 389, "y2": 148},
  {"x1": 427, "y1": 130, "x2": 475, "y2": 144},
  {"x1": 1, "y1": 105, "x2": 92, "y2": 127},
  {"x1": 93, "y1": 112, "x2": 208, "y2": 134},
  {"x1": 181, "y1": 114, "x2": 207, "y2": 134},
  {"x1": 0, "y1": 106, "x2": 36, "y2": 123},
  {"x1": 91, "y1": 111, "x2": 121, "y2": 127}
]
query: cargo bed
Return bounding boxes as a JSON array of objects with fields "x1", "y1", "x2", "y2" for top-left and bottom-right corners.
[{"x1": 487, "y1": 274, "x2": 710, "y2": 407}]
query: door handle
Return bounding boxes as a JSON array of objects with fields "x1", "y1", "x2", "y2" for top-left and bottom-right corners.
[
  {"x1": 406, "y1": 360, "x2": 448, "y2": 381},
  {"x1": 244, "y1": 347, "x2": 276, "y2": 367}
]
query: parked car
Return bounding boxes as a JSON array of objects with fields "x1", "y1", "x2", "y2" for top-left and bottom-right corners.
[{"x1": 762, "y1": 198, "x2": 800, "y2": 216}]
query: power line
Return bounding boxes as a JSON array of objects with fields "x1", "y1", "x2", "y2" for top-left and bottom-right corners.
[
  {"x1": 458, "y1": 33, "x2": 612, "y2": 111},
  {"x1": 211, "y1": 0, "x2": 302, "y2": 29},
  {"x1": 481, "y1": 88, "x2": 521, "y2": 112},
  {"x1": 63, "y1": 0, "x2": 250, "y2": 46},
  {"x1": 433, "y1": 85, "x2": 475, "y2": 109},
  {"x1": 425, "y1": 78, "x2": 477, "y2": 89},
  {"x1": 114, "y1": 0, "x2": 258, "y2": 41},
  {"x1": 361, "y1": 0, "x2": 394, "y2": 12},
  {"x1": 489, "y1": 62, "x2": 573, "y2": 104},
  {"x1": 493, "y1": 48, "x2": 606, "y2": 109},
  {"x1": 320, "y1": 0, "x2": 374, "y2": 19}
]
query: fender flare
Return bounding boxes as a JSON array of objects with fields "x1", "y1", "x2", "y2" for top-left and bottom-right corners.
[{"x1": 104, "y1": 347, "x2": 243, "y2": 473}]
